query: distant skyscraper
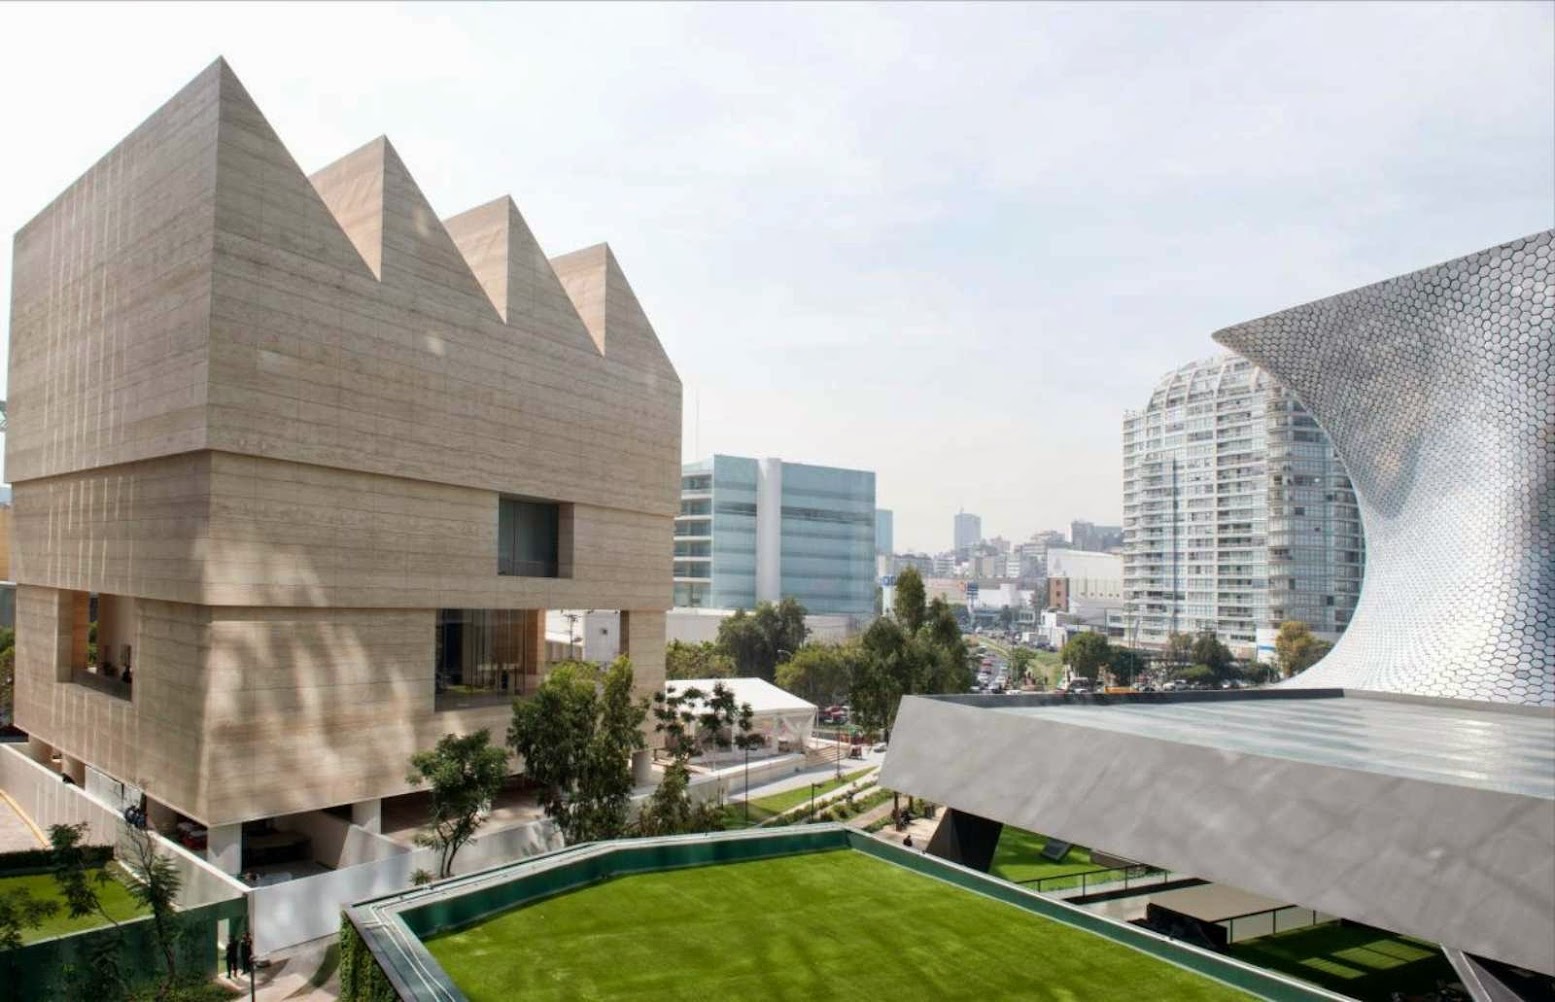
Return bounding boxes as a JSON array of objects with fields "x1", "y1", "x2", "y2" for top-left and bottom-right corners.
[
  {"x1": 875, "y1": 509, "x2": 894, "y2": 556},
  {"x1": 1071, "y1": 520, "x2": 1124, "y2": 552},
  {"x1": 675, "y1": 456, "x2": 876, "y2": 616},
  {"x1": 1122, "y1": 354, "x2": 1364, "y2": 657},
  {"x1": 953, "y1": 511, "x2": 982, "y2": 557}
]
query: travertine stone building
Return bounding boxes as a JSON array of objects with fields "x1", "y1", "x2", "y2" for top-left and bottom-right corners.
[{"x1": 6, "y1": 60, "x2": 680, "y2": 868}]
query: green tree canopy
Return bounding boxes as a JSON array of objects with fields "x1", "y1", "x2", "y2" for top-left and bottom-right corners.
[
  {"x1": 850, "y1": 600, "x2": 972, "y2": 737},
  {"x1": 1274, "y1": 620, "x2": 1332, "y2": 678},
  {"x1": 664, "y1": 640, "x2": 735, "y2": 680},
  {"x1": 715, "y1": 599, "x2": 810, "y2": 681},
  {"x1": 407, "y1": 730, "x2": 510, "y2": 877},
  {"x1": 1107, "y1": 647, "x2": 1148, "y2": 686},
  {"x1": 1009, "y1": 647, "x2": 1037, "y2": 684},
  {"x1": 775, "y1": 643, "x2": 857, "y2": 707},
  {"x1": 892, "y1": 566, "x2": 927, "y2": 632},
  {"x1": 1164, "y1": 631, "x2": 1195, "y2": 668},
  {"x1": 1191, "y1": 630, "x2": 1236, "y2": 679},
  {"x1": 508, "y1": 659, "x2": 646, "y2": 845},
  {"x1": 1061, "y1": 632, "x2": 1111, "y2": 681}
]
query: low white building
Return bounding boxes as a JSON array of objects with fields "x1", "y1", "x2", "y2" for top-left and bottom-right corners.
[
  {"x1": 664, "y1": 677, "x2": 816, "y2": 755},
  {"x1": 666, "y1": 607, "x2": 857, "y2": 644}
]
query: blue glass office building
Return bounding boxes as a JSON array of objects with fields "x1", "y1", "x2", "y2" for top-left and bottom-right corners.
[{"x1": 674, "y1": 455, "x2": 876, "y2": 617}]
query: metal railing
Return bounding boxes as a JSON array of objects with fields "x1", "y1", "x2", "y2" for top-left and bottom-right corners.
[{"x1": 1017, "y1": 863, "x2": 1172, "y2": 895}]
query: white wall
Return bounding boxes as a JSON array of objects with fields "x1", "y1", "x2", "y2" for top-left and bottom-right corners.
[
  {"x1": 0, "y1": 745, "x2": 247, "y2": 910},
  {"x1": 248, "y1": 815, "x2": 563, "y2": 954}
]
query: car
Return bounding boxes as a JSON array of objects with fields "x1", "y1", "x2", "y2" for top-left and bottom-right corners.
[{"x1": 872, "y1": 742, "x2": 888, "y2": 753}]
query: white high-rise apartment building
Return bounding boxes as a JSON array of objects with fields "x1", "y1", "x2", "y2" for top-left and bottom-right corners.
[{"x1": 1121, "y1": 355, "x2": 1363, "y2": 658}]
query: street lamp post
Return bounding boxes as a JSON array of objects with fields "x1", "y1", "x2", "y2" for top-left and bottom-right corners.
[
  {"x1": 742, "y1": 741, "x2": 751, "y2": 826},
  {"x1": 810, "y1": 781, "x2": 819, "y2": 821}
]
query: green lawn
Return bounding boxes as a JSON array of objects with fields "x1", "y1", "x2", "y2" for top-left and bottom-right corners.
[
  {"x1": 425, "y1": 850, "x2": 1251, "y2": 1002},
  {"x1": 741, "y1": 768, "x2": 874, "y2": 823},
  {"x1": 988, "y1": 827, "x2": 1098, "y2": 886},
  {"x1": 0, "y1": 865, "x2": 147, "y2": 941},
  {"x1": 1230, "y1": 923, "x2": 1459, "y2": 1001}
]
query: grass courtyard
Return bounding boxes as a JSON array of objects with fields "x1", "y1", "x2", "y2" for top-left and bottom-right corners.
[
  {"x1": 988, "y1": 827, "x2": 1099, "y2": 886},
  {"x1": 424, "y1": 849, "x2": 1252, "y2": 1002},
  {"x1": 1230, "y1": 923, "x2": 1459, "y2": 1001},
  {"x1": 0, "y1": 865, "x2": 147, "y2": 942}
]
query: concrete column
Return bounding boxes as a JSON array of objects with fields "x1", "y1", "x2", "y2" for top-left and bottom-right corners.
[
  {"x1": 351, "y1": 798, "x2": 382, "y2": 834},
  {"x1": 24, "y1": 736, "x2": 54, "y2": 766},
  {"x1": 207, "y1": 823, "x2": 242, "y2": 876},
  {"x1": 631, "y1": 749, "x2": 654, "y2": 787},
  {"x1": 755, "y1": 458, "x2": 783, "y2": 603}
]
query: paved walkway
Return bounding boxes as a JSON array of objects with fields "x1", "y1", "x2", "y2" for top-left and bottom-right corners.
[
  {"x1": 0, "y1": 790, "x2": 45, "y2": 851},
  {"x1": 217, "y1": 934, "x2": 338, "y2": 1000},
  {"x1": 735, "y1": 746, "x2": 884, "y2": 803}
]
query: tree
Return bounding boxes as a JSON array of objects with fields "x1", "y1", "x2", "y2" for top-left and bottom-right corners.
[
  {"x1": 570, "y1": 659, "x2": 646, "y2": 842},
  {"x1": 1171, "y1": 664, "x2": 1220, "y2": 686},
  {"x1": 1009, "y1": 647, "x2": 1037, "y2": 685},
  {"x1": 1275, "y1": 621, "x2": 1331, "y2": 678},
  {"x1": 1164, "y1": 632, "x2": 1195, "y2": 669},
  {"x1": 850, "y1": 600, "x2": 972, "y2": 738},
  {"x1": 1107, "y1": 647, "x2": 1148, "y2": 686},
  {"x1": 406, "y1": 730, "x2": 509, "y2": 878},
  {"x1": 892, "y1": 566, "x2": 927, "y2": 632},
  {"x1": 120, "y1": 823, "x2": 183, "y2": 999},
  {"x1": 48, "y1": 822, "x2": 124, "y2": 997},
  {"x1": 997, "y1": 606, "x2": 1015, "y2": 631},
  {"x1": 716, "y1": 600, "x2": 809, "y2": 681},
  {"x1": 1061, "y1": 632, "x2": 1111, "y2": 682},
  {"x1": 508, "y1": 659, "x2": 647, "y2": 845},
  {"x1": 664, "y1": 640, "x2": 734, "y2": 680},
  {"x1": 642, "y1": 682, "x2": 759, "y2": 835},
  {"x1": 1191, "y1": 630, "x2": 1236, "y2": 679},
  {"x1": 775, "y1": 643, "x2": 856, "y2": 706}
]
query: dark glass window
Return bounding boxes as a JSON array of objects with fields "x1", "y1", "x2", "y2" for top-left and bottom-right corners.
[{"x1": 498, "y1": 498, "x2": 560, "y2": 577}]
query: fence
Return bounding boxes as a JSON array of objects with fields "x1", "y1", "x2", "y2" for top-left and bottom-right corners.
[{"x1": 1015, "y1": 862, "x2": 1173, "y2": 896}]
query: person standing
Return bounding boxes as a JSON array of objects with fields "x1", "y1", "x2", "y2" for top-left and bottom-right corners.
[
  {"x1": 225, "y1": 936, "x2": 239, "y2": 979},
  {"x1": 240, "y1": 931, "x2": 254, "y2": 976}
]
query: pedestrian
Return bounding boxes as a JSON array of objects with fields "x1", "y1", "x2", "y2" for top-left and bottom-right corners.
[
  {"x1": 240, "y1": 931, "x2": 254, "y2": 976},
  {"x1": 224, "y1": 936, "x2": 238, "y2": 979}
]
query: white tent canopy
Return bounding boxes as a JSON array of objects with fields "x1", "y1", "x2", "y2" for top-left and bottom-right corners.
[{"x1": 664, "y1": 678, "x2": 817, "y2": 754}]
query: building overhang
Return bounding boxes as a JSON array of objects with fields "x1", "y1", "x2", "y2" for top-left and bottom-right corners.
[{"x1": 881, "y1": 689, "x2": 1555, "y2": 975}]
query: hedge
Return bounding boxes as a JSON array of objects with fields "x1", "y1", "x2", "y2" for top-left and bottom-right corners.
[
  {"x1": 0, "y1": 843, "x2": 114, "y2": 875},
  {"x1": 339, "y1": 917, "x2": 400, "y2": 1002}
]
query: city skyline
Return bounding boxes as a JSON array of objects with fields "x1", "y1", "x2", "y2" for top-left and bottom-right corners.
[{"x1": 1, "y1": 3, "x2": 1551, "y2": 552}]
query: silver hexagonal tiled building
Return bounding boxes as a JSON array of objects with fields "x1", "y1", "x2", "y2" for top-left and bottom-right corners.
[{"x1": 1214, "y1": 230, "x2": 1554, "y2": 706}]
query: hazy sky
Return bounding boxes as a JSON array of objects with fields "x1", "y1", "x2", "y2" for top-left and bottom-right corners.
[{"x1": 2, "y1": 3, "x2": 1551, "y2": 551}]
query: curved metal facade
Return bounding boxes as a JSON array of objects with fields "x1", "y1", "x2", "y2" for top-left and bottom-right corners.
[{"x1": 1214, "y1": 231, "x2": 1554, "y2": 705}]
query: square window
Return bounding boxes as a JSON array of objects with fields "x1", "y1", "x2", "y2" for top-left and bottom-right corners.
[{"x1": 498, "y1": 498, "x2": 563, "y2": 577}]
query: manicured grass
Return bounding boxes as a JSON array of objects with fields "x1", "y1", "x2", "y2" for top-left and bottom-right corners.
[
  {"x1": 1230, "y1": 923, "x2": 1459, "y2": 1001},
  {"x1": 425, "y1": 850, "x2": 1251, "y2": 1002},
  {"x1": 988, "y1": 827, "x2": 1097, "y2": 886},
  {"x1": 0, "y1": 865, "x2": 147, "y2": 941},
  {"x1": 741, "y1": 768, "x2": 874, "y2": 822}
]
